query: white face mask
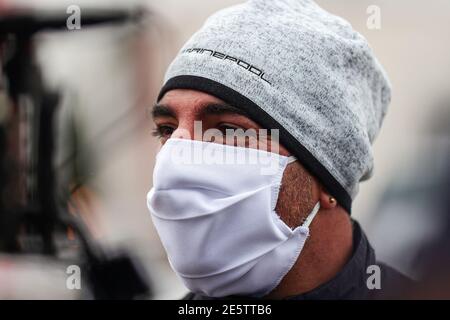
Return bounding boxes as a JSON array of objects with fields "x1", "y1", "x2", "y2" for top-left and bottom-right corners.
[{"x1": 147, "y1": 138, "x2": 320, "y2": 297}]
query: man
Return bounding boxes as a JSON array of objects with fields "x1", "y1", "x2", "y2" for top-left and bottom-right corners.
[{"x1": 147, "y1": 0, "x2": 411, "y2": 299}]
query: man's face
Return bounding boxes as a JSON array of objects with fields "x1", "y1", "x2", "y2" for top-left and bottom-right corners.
[
  {"x1": 152, "y1": 89, "x2": 288, "y2": 154},
  {"x1": 151, "y1": 89, "x2": 318, "y2": 228}
]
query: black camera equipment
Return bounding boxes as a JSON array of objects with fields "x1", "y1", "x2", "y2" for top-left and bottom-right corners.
[{"x1": 0, "y1": 7, "x2": 150, "y2": 299}]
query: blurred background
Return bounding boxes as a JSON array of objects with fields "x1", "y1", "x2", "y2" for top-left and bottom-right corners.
[{"x1": 0, "y1": 0, "x2": 449, "y2": 299}]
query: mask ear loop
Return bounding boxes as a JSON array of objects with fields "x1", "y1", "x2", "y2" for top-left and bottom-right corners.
[
  {"x1": 301, "y1": 202, "x2": 321, "y2": 228},
  {"x1": 287, "y1": 156, "x2": 297, "y2": 164},
  {"x1": 286, "y1": 156, "x2": 320, "y2": 228}
]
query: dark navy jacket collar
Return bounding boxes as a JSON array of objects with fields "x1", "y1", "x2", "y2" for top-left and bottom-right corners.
[{"x1": 285, "y1": 220, "x2": 374, "y2": 300}]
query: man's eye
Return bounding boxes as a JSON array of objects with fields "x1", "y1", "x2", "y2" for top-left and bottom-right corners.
[
  {"x1": 152, "y1": 125, "x2": 175, "y2": 139},
  {"x1": 218, "y1": 123, "x2": 242, "y2": 134}
]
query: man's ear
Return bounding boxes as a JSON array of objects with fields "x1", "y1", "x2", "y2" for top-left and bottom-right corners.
[{"x1": 319, "y1": 187, "x2": 338, "y2": 210}]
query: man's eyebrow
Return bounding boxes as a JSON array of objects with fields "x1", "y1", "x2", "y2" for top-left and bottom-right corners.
[
  {"x1": 199, "y1": 103, "x2": 248, "y2": 117},
  {"x1": 151, "y1": 102, "x2": 248, "y2": 119},
  {"x1": 151, "y1": 103, "x2": 176, "y2": 118}
]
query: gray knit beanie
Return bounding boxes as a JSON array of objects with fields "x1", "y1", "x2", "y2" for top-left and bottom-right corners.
[{"x1": 157, "y1": 0, "x2": 391, "y2": 213}]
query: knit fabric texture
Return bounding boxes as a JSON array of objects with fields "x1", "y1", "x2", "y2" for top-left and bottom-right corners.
[{"x1": 157, "y1": 0, "x2": 391, "y2": 213}]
